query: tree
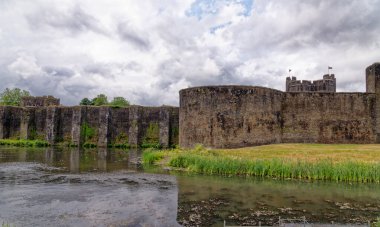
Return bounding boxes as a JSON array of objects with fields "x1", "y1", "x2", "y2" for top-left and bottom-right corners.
[
  {"x1": 79, "y1": 98, "x2": 93, "y2": 106},
  {"x1": 110, "y1": 97, "x2": 130, "y2": 107},
  {"x1": 92, "y1": 94, "x2": 108, "y2": 106},
  {"x1": 0, "y1": 88, "x2": 31, "y2": 106}
]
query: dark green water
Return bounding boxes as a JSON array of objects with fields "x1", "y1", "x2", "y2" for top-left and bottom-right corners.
[{"x1": 0, "y1": 147, "x2": 379, "y2": 226}]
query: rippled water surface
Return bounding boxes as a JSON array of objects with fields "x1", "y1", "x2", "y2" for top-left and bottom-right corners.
[{"x1": 0, "y1": 147, "x2": 379, "y2": 227}]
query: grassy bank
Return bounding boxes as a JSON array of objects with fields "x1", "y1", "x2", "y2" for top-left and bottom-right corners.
[
  {"x1": 0, "y1": 139, "x2": 162, "y2": 149},
  {"x1": 142, "y1": 144, "x2": 380, "y2": 183},
  {"x1": 0, "y1": 139, "x2": 49, "y2": 147}
]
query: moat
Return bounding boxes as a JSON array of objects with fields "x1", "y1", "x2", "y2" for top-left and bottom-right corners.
[{"x1": 0, "y1": 147, "x2": 379, "y2": 226}]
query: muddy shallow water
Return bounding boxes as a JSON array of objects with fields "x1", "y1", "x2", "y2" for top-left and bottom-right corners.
[{"x1": 0, "y1": 147, "x2": 379, "y2": 226}]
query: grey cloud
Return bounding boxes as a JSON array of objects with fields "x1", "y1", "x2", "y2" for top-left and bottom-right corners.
[
  {"x1": 117, "y1": 22, "x2": 151, "y2": 51},
  {"x1": 27, "y1": 6, "x2": 107, "y2": 35},
  {"x1": 64, "y1": 84, "x2": 97, "y2": 96},
  {"x1": 43, "y1": 66, "x2": 75, "y2": 77},
  {"x1": 84, "y1": 64, "x2": 111, "y2": 75},
  {"x1": 125, "y1": 61, "x2": 143, "y2": 72}
]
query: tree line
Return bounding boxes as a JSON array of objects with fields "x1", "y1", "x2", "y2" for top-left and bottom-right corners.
[
  {"x1": 0, "y1": 88, "x2": 130, "y2": 107},
  {"x1": 80, "y1": 94, "x2": 130, "y2": 107}
]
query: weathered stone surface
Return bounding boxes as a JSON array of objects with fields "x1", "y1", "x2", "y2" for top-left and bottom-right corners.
[
  {"x1": 128, "y1": 106, "x2": 142, "y2": 147},
  {"x1": 160, "y1": 107, "x2": 170, "y2": 148},
  {"x1": 282, "y1": 92, "x2": 376, "y2": 144},
  {"x1": 20, "y1": 107, "x2": 35, "y2": 139},
  {"x1": 21, "y1": 96, "x2": 60, "y2": 107},
  {"x1": 366, "y1": 62, "x2": 380, "y2": 142},
  {"x1": 180, "y1": 86, "x2": 283, "y2": 148},
  {"x1": 179, "y1": 64, "x2": 380, "y2": 148},
  {"x1": 0, "y1": 105, "x2": 179, "y2": 147},
  {"x1": 58, "y1": 107, "x2": 74, "y2": 143},
  {"x1": 71, "y1": 106, "x2": 86, "y2": 146},
  {"x1": 109, "y1": 107, "x2": 129, "y2": 145},
  {"x1": 0, "y1": 106, "x2": 7, "y2": 139},
  {"x1": 45, "y1": 107, "x2": 60, "y2": 144},
  {"x1": 98, "y1": 107, "x2": 110, "y2": 147}
]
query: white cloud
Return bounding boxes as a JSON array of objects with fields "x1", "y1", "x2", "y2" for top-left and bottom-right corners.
[
  {"x1": 7, "y1": 53, "x2": 43, "y2": 79},
  {"x1": 0, "y1": 0, "x2": 379, "y2": 106}
]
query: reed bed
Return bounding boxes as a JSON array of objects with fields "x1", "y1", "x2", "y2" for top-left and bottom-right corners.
[
  {"x1": 168, "y1": 153, "x2": 380, "y2": 183},
  {"x1": 142, "y1": 144, "x2": 380, "y2": 183}
]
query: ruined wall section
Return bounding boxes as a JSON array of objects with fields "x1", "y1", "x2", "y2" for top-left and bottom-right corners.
[
  {"x1": 169, "y1": 107, "x2": 179, "y2": 146},
  {"x1": 109, "y1": 107, "x2": 130, "y2": 146},
  {"x1": 0, "y1": 105, "x2": 179, "y2": 147},
  {"x1": 282, "y1": 93, "x2": 376, "y2": 143},
  {"x1": 57, "y1": 107, "x2": 73, "y2": 143},
  {"x1": 21, "y1": 96, "x2": 60, "y2": 107},
  {"x1": 180, "y1": 86, "x2": 284, "y2": 148},
  {"x1": 0, "y1": 106, "x2": 23, "y2": 139}
]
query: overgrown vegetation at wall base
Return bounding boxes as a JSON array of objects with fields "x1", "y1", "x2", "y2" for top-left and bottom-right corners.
[
  {"x1": 143, "y1": 144, "x2": 380, "y2": 183},
  {"x1": 0, "y1": 139, "x2": 49, "y2": 147},
  {"x1": 373, "y1": 217, "x2": 380, "y2": 227},
  {"x1": 142, "y1": 149, "x2": 166, "y2": 165}
]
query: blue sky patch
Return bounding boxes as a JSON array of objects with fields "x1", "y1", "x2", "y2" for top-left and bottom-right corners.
[{"x1": 186, "y1": 0, "x2": 254, "y2": 19}]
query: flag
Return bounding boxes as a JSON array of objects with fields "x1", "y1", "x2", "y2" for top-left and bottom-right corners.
[{"x1": 328, "y1": 66, "x2": 333, "y2": 69}]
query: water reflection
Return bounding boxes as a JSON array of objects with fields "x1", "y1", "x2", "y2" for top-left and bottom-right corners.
[
  {"x1": 0, "y1": 147, "x2": 179, "y2": 227},
  {"x1": 70, "y1": 148, "x2": 80, "y2": 173},
  {"x1": 175, "y1": 174, "x2": 380, "y2": 226}
]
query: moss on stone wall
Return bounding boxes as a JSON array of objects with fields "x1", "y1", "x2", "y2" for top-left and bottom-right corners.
[
  {"x1": 111, "y1": 132, "x2": 130, "y2": 148},
  {"x1": 81, "y1": 122, "x2": 97, "y2": 143},
  {"x1": 142, "y1": 122, "x2": 160, "y2": 148},
  {"x1": 170, "y1": 126, "x2": 179, "y2": 146}
]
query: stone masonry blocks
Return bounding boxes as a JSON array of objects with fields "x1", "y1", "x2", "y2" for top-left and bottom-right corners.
[
  {"x1": 20, "y1": 107, "x2": 35, "y2": 139},
  {"x1": 128, "y1": 105, "x2": 142, "y2": 147},
  {"x1": 98, "y1": 106, "x2": 110, "y2": 147},
  {"x1": 71, "y1": 106, "x2": 86, "y2": 146},
  {"x1": 45, "y1": 107, "x2": 60, "y2": 144},
  {"x1": 159, "y1": 107, "x2": 170, "y2": 148}
]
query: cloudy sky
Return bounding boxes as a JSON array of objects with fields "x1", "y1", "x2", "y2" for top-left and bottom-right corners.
[{"x1": 0, "y1": 0, "x2": 379, "y2": 106}]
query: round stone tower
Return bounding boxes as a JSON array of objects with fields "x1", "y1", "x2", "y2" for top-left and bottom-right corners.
[
  {"x1": 366, "y1": 62, "x2": 380, "y2": 142},
  {"x1": 179, "y1": 86, "x2": 284, "y2": 149}
]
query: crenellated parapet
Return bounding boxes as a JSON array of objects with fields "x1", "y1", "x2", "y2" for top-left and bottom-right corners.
[
  {"x1": 286, "y1": 74, "x2": 336, "y2": 92},
  {"x1": 21, "y1": 96, "x2": 60, "y2": 107}
]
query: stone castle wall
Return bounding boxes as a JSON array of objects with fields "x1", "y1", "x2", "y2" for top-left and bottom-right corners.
[
  {"x1": 179, "y1": 62, "x2": 380, "y2": 148},
  {"x1": 179, "y1": 86, "x2": 283, "y2": 148},
  {"x1": 282, "y1": 92, "x2": 376, "y2": 144},
  {"x1": 0, "y1": 105, "x2": 179, "y2": 148}
]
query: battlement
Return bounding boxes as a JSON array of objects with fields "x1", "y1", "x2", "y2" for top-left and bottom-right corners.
[
  {"x1": 286, "y1": 74, "x2": 336, "y2": 92},
  {"x1": 20, "y1": 96, "x2": 60, "y2": 107}
]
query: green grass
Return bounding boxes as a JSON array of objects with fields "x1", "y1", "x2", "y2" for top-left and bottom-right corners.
[
  {"x1": 0, "y1": 139, "x2": 49, "y2": 147},
  {"x1": 214, "y1": 144, "x2": 380, "y2": 163},
  {"x1": 142, "y1": 149, "x2": 166, "y2": 165},
  {"x1": 373, "y1": 217, "x2": 380, "y2": 227},
  {"x1": 143, "y1": 144, "x2": 380, "y2": 183}
]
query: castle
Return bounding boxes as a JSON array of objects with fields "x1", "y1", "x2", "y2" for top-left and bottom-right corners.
[
  {"x1": 0, "y1": 63, "x2": 380, "y2": 149},
  {"x1": 286, "y1": 74, "x2": 336, "y2": 92},
  {"x1": 179, "y1": 62, "x2": 380, "y2": 148}
]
